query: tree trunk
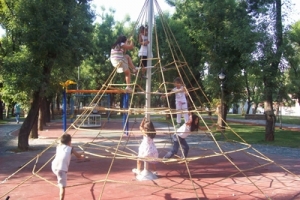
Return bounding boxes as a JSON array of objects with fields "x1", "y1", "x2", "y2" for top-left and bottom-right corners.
[
  {"x1": 275, "y1": 103, "x2": 280, "y2": 122},
  {"x1": 246, "y1": 101, "x2": 251, "y2": 114},
  {"x1": 264, "y1": 86, "x2": 275, "y2": 142},
  {"x1": 56, "y1": 93, "x2": 60, "y2": 112},
  {"x1": 253, "y1": 103, "x2": 258, "y2": 114},
  {"x1": 11, "y1": 105, "x2": 14, "y2": 118},
  {"x1": 50, "y1": 100, "x2": 55, "y2": 120},
  {"x1": 217, "y1": 104, "x2": 222, "y2": 127},
  {"x1": 38, "y1": 104, "x2": 43, "y2": 131},
  {"x1": 30, "y1": 113, "x2": 38, "y2": 139},
  {"x1": 5, "y1": 105, "x2": 9, "y2": 118},
  {"x1": 38, "y1": 98, "x2": 47, "y2": 131},
  {"x1": 18, "y1": 91, "x2": 40, "y2": 150},
  {"x1": 263, "y1": 0, "x2": 283, "y2": 142},
  {"x1": 18, "y1": 54, "x2": 54, "y2": 150},
  {"x1": 0, "y1": 100, "x2": 3, "y2": 120},
  {"x1": 264, "y1": 108, "x2": 275, "y2": 141},
  {"x1": 222, "y1": 104, "x2": 228, "y2": 129},
  {"x1": 46, "y1": 98, "x2": 51, "y2": 122}
]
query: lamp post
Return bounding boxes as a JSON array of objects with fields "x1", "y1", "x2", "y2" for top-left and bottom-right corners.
[{"x1": 218, "y1": 69, "x2": 226, "y2": 129}]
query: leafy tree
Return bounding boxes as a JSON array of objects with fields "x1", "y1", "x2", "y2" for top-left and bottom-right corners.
[
  {"x1": 82, "y1": 8, "x2": 116, "y2": 90},
  {"x1": 154, "y1": 12, "x2": 204, "y2": 109},
  {"x1": 246, "y1": 0, "x2": 284, "y2": 141},
  {"x1": 285, "y1": 21, "x2": 300, "y2": 104},
  {"x1": 173, "y1": 0, "x2": 256, "y2": 128},
  {"x1": 0, "y1": 0, "x2": 94, "y2": 150}
]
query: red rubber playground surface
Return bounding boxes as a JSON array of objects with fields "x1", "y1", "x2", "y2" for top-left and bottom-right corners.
[{"x1": 1, "y1": 120, "x2": 300, "y2": 200}]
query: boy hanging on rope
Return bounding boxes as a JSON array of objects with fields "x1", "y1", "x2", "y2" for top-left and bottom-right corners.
[
  {"x1": 52, "y1": 134, "x2": 84, "y2": 200},
  {"x1": 132, "y1": 117, "x2": 158, "y2": 175},
  {"x1": 110, "y1": 35, "x2": 137, "y2": 91},
  {"x1": 162, "y1": 77, "x2": 189, "y2": 128}
]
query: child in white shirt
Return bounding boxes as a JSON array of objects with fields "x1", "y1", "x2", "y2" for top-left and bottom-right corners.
[{"x1": 52, "y1": 134, "x2": 83, "y2": 200}]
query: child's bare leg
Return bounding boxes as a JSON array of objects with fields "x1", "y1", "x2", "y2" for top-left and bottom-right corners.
[
  {"x1": 124, "y1": 69, "x2": 131, "y2": 86},
  {"x1": 59, "y1": 187, "x2": 65, "y2": 200},
  {"x1": 137, "y1": 160, "x2": 143, "y2": 171},
  {"x1": 125, "y1": 54, "x2": 135, "y2": 70},
  {"x1": 142, "y1": 67, "x2": 147, "y2": 77}
]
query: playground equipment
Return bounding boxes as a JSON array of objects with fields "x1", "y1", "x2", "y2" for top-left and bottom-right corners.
[{"x1": 1, "y1": 1, "x2": 300, "y2": 200}]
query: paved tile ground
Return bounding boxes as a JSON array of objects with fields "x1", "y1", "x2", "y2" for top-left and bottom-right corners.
[{"x1": 1, "y1": 119, "x2": 300, "y2": 200}]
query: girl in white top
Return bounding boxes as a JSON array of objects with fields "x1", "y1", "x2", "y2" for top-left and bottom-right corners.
[
  {"x1": 132, "y1": 117, "x2": 158, "y2": 175},
  {"x1": 162, "y1": 77, "x2": 189, "y2": 127},
  {"x1": 138, "y1": 26, "x2": 149, "y2": 66},
  {"x1": 110, "y1": 35, "x2": 137, "y2": 91},
  {"x1": 138, "y1": 25, "x2": 149, "y2": 78},
  {"x1": 52, "y1": 134, "x2": 83, "y2": 200},
  {"x1": 163, "y1": 114, "x2": 200, "y2": 159}
]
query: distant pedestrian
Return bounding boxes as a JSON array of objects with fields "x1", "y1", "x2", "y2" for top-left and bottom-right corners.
[
  {"x1": 52, "y1": 134, "x2": 84, "y2": 200},
  {"x1": 14, "y1": 103, "x2": 21, "y2": 124}
]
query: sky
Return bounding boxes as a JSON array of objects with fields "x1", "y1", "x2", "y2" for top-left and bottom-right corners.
[
  {"x1": 91, "y1": 0, "x2": 175, "y2": 22},
  {"x1": 0, "y1": 0, "x2": 299, "y2": 36}
]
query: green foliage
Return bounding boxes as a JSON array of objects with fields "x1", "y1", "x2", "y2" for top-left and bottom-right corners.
[
  {"x1": 285, "y1": 20, "x2": 300, "y2": 102},
  {"x1": 2, "y1": 46, "x2": 41, "y2": 92},
  {"x1": 214, "y1": 123, "x2": 300, "y2": 148},
  {"x1": 174, "y1": 0, "x2": 256, "y2": 107},
  {"x1": 0, "y1": 0, "x2": 95, "y2": 102},
  {"x1": 81, "y1": 10, "x2": 115, "y2": 90}
]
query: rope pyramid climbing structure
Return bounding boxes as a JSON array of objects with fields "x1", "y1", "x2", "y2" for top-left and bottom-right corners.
[{"x1": 1, "y1": 0, "x2": 300, "y2": 199}]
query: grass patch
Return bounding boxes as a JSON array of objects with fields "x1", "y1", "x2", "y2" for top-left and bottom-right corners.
[
  {"x1": 213, "y1": 123, "x2": 300, "y2": 148},
  {"x1": 227, "y1": 114, "x2": 300, "y2": 125},
  {"x1": 0, "y1": 120, "x2": 7, "y2": 124},
  {"x1": 0, "y1": 118, "x2": 15, "y2": 124}
]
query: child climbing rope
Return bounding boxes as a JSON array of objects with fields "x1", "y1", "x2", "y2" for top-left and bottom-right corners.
[
  {"x1": 138, "y1": 25, "x2": 149, "y2": 79},
  {"x1": 162, "y1": 77, "x2": 189, "y2": 128},
  {"x1": 163, "y1": 114, "x2": 200, "y2": 159},
  {"x1": 110, "y1": 35, "x2": 137, "y2": 91},
  {"x1": 132, "y1": 117, "x2": 158, "y2": 175}
]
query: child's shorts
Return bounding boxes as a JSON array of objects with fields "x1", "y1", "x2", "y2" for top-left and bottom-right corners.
[
  {"x1": 52, "y1": 169, "x2": 67, "y2": 187},
  {"x1": 111, "y1": 58, "x2": 129, "y2": 73}
]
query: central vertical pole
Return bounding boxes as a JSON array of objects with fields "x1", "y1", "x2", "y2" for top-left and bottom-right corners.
[
  {"x1": 145, "y1": 0, "x2": 153, "y2": 120},
  {"x1": 136, "y1": 0, "x2": 158, "y2": 182}
]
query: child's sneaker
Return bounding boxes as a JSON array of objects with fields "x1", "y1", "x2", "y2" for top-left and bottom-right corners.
[
  {"x1": 132, "y1": 67, "x2": 138, "y2": 75},
  {"x1": 132, "y1": 168, "x2": 141, "y2": 174},
  {"x1": 125, "y1": 86, "x2": 133, "y2": 92}
]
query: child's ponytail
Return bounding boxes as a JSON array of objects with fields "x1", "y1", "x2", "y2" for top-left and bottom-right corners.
[{"x1": 143, "y1": 120, "x2": 156, "y2": 139}]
